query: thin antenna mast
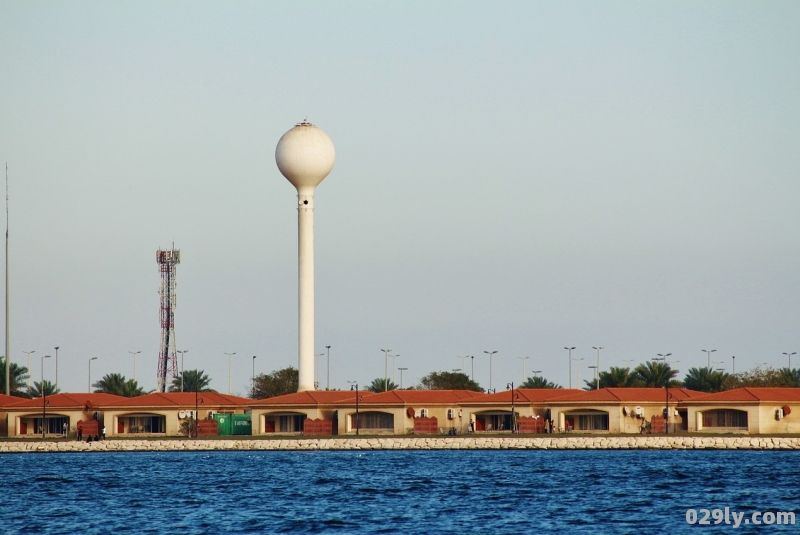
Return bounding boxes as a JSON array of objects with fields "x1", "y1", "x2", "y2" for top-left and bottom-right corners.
[{"x1": 4, "y1": 163, "x2": 9, "y2": 395}]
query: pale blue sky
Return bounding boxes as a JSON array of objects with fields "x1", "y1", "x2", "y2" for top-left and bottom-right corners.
[{"x1": 1, "y1": 1, "x2": 798, "y2": 394}]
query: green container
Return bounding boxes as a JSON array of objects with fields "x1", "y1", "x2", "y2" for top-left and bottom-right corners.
[
  {"x1": 231, "y1": 414, "x2": 252, "y2": 436},
  {"x1": 214, "y1": 413, "x2": 232, "y2": 436}
]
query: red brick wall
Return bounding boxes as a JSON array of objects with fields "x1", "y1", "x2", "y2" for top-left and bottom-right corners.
[
  {"x1": 413, "y1": 416, "x2": 438, "y2": 434},
  {"x1": 650, "y1": 415, "x2": 665, "y2": 433},
  {"x1": 303, "y1": 418, "x2": 333, "y2": 436},
  {"x1": 518, "y1": 416, "x2": 545, "y2": 434},
  {"x1": 198, "y1": 420, "x2": 218, "y2": 436}
]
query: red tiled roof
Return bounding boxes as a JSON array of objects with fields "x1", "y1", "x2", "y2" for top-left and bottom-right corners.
[
  {"x1": 358, "y1": 389, "x2": 487, "y2": 405},
  {"x1": 472, "y1": 388, "x2": 582, "y2": 404},
  {"x1": 5, "y1": 393, "x2": 127, "y2": 409},
  {"x1": 549, "y1": 387, "x2": 704, "y2": 403},
  {"x1": 687, "y1": 387, "x2": 800, "y2": 403},
  {"x1": 105, "y1": 392, "x2": 252, "y2": 408},
  {"x1": 250, "y1": 390, "x2": 356, "y2": 406},
  {"x1": 0, "y1": 393, "x2": 26, "y2": 408}
]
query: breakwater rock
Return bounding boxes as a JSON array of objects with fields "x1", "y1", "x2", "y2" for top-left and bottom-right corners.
[{"x1": 2, "y1": 435, "x2": 800, "y2": 453}]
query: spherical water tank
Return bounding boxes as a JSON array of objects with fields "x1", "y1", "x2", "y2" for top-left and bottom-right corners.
[{"x1": 275, "y1": 121, "x2": 335, "y2": 192}]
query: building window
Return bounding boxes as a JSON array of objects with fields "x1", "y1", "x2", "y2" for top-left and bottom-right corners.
[
  {"x1": 702, "y1": 409, "x2": 748, "y2": 428},
  {"x1": 279, "y1": 415, "x2": 305, "y2": 432},
  {"x1": 577, "y1": 413, "x2": 609, "y2": 431},
  {"x1": 354, "y1": 411, "x2": 393, "y2": 430},
  {"x1": 127, "y1": 416, "x2": 166, "y2": 433}
]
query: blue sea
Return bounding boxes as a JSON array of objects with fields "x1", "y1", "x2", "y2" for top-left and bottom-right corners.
[{"x1": 1, "y1": 449, "x2": 797, "y2": 534}]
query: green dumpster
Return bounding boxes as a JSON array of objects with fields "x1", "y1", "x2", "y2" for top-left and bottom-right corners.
[{"x1": 231, "y1": 414, "x2": 252, "y2": 436}]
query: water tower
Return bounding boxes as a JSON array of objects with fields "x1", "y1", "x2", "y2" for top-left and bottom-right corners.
[{"x1": 275, "y1": 120, "x2": 335, "y2": 392}]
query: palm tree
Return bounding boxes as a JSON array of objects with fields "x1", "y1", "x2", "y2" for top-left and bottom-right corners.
[
  {"x1": 634, "y1": 361, "x2": 680, "y2": 388},
  {"x1": 169, "y1": 369, "x2": 214, "y2": 392},
  {"x1": 683, "y1": 367, "x2": 730, "y2": 393},
  {"x1": 27, "y1": 380, "x2": 60, "y2": 398},
  {"x1": 0, "y1": 356, "x2": 30, "y2": 397},
  {"x1": 521, "y1": 376, "x2": 562, "y2": 389},
  {"x1": 367, "y1": 378, "x2": 398, "y2": 392},
  {"x1": 93, "y1": 373, "x2": 146, "y2": 397},
  {"x1": 777, "y1": 368, "x2": 800, "y2": 387},
  {"x1": 588, "y1": 367, "x2": 642, "y2": 390}
]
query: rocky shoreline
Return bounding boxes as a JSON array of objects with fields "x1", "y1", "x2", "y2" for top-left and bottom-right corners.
[{"x1": 2, "y1": 435, "x2": 800, "y2": 453}]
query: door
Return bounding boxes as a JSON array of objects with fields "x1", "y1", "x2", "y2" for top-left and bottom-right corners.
[{"x1": 475, "y1": 417, "x2": 485, "y2": 431}]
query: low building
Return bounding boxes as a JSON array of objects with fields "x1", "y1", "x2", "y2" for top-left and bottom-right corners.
[
  {"x1": 4, "y1": 393, "x2": 126, "y2": 437},
  {"x1": 103, "y1": 392, "x2": 253, "y2": 437},
  {"x1": 685, "y1": 388, "x2": 800, "y2": 434},
  {"x1": 250, "y1": 390, "x2": 356, "y2": 435}
]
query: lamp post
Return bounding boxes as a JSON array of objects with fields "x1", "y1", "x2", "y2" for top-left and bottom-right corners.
[
  {"x1": 470, "y1": 356, "x2": 474, "y2": 381},
  {"x1": 88, "y1": 357, "x2": 97, "y2": 392},
  {"x1": 702, "y1": 349, "x2": 716, "y2": 369},
  {"x1": 225, "y1": 352, "x2": 236, "y2": 395},
  {"x1": 517, "y1": 356, "x2": 529, "y2": 383},
  {"x1": 325, "y1": 345, "x2": 331, "y2": 390},
  {"x1": 731, "y1": 355, "x2": 736, "y2": 374},
  {"x1": 390, "y1": 354, "x2": 400, "y2": 385},
  {"x1": 398, "y1": 367, "x2": 408, "y2": 389},
  {"x1": 507, "y1": 382, "x2": 516, "y2": 433},
  {"x1": 348, "y1": 382, "x2": 360, "y2": 435},
  {"x1": 592, "y1": 346, "x2": 603, "y2": 389},
  {"x1": 129, "y1": 351, "x2": 141, "y2": 382},
  {"x1": 54, "y1": 346, "x2": 59, "y2": 390},
  {"x1": 484, "y1": 350, "x2": 498, "y2": 391},
  {"x1": 252, "y1": 355, "x2": 257, "y2": 398},
  {"x1": 380, "y1": 349, "x2": 391, "y2": 392},
  {"x1": 588, "y1": 365, "x2": 598, "y2": 390},
  {"x1": 457, "y1": 355, "x2": 470, "y2": 374},
  {"x1": 565, "y1": 347, "x2": 575, "y2": 389},
  {"x1": 23, "y1": 350, "x2": 35, "y2": 388},
  {"x1": 653, "y1": 354, "x2": 671, "y2": 435},
  {"x1": 315, "y1": 353, "x2": 325, "y2": 389},
  {"x1": 41, "y1": 354, "x2": 51, "y2": 438},
  {"x1": 783, "y1": 352, "x2": 797, "y2": 370},
  {"x1": 572, "y1": 357, "x2": 584, "y2": 387},
  {"x1": 177, "y1": 350, "x2": 188, "y2": 392}
]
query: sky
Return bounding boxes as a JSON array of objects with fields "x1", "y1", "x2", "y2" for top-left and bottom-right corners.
[{"x1": 1, "y1": 1, "x2": 798, "y2": 395}]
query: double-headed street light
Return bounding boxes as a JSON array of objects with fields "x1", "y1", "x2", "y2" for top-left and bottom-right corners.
[
  {"x1": 398, "y1": 367, "x2": 408, "y2": 389},
  {"x1": 177, "y1": 350, "x2": 188, "y2": 392},
  {"x1": 129, "y1": 351, "x2": 141, "y2": 382},
  {"x1": 88, "y1": 357, "x2": 98, "y2": 392},
  {"x1": 23, "y1": 350, "x2": 35, "y2": 388},
  {"x1": 225, "y1": 352, "x2": 236, "y2": 395},
  {"x1": 484, "y1": 350, "x2": 498, "y2": 391},
  {"x1": 783, "y1": 352, "x2": 797, "y2": 370},
  {"x1": 702, "y1": 349, "x2": 716, "y2": 369},
  {"x1": 348, "y1": 381, "x2": 360, "y2": 435},
  {"x1": 565, "y1": 347, "x2": 575, "y2": 389},
  {"x1": 41, "y1": 354, "x2": 51, "y2": 438},
  {"x1": 517, "y1": 356, "x2": 530, "y2": 383},
  {"x1": 380, "y1": 349, "x2": 392, "y2": 392},
  {"x1": 588, "y1": 365, "x2": 598, "y2": 390}
]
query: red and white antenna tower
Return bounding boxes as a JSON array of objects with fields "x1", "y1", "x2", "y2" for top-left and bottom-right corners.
[{"x1": 156, "y1": 247, "x2": 180, "y2": 392}]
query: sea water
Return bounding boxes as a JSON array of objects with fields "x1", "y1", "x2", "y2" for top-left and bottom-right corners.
[{"x1": 1, "y1": 449, "x2": 797, "y2": 534}]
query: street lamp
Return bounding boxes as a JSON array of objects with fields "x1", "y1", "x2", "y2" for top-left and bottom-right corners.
[
  {"x1": 588, "y1": 365, "x2": 598, "y2": 390},
  {"x1": 390, "y1": 354, "x2": 400, "y2": 386},
  {"x1": 54, "y1": 346, "x2": 59, "y2": 390},
  {"x1": 252, "y1": 355, "x2": 257, "y2": 398},
  {"x1": 484, "y1": 350, "x2": 498, "y2": 391},
  {"x1": 225, "y1": 352, "x2": 236, "y2": 395},
  {"x1": 129, "y1": 351, "x2": 141, "y2": 382},
  {"x1": 783, "y1": 352, "x2": 797, "y2": 370},
  {"x1": 41, "y1": 354, "x2": 51, "y2": 438},
  {"x1": 380, "y1": 349, "x2": 392, "y2": 392},
  {"x1": 398, "y1": 367, "x2": 408, "y2": 389},
  {"x1": 592, "y1": 346, "x2": 603, "y2": 389},
  {"x1": 470, "y1": 356, "x2": 474, "y2": 381},
  {"x1": 457, "y1": 355, "x2": 470, "y2": 374},
  {"x1": 653, "y1": 354, "x2": 671, "y2": 435},
  {"x1": 564, "y1": 347, "x2": 575, "y2": 389},
  {"x1": 348, "y1": 382, "x2": 360, "y2": 435},
  {"x1": 315, "y1": 353, "x2": 325, "y2": 389},
  {"x1": 507, "y1": 382, "x2": 516, "y2": 433},
  {"x1": 572, "y1": 357, "x2": 584, "y2": 386},
  {"x1": 23, "y1": 350, "x2": 35, "y2": 388},
  {"x1": 177, "y1": 350, "x2": 188, "y2": 392},
  {"x1": 325, "y1": 345, "x2": 331, "y2": 390},
  {"x1": 517, "y1": 356, "x2": 530, "y2": 383},
  {"x1": 702, "y1": 349, "x2": 716, "y2": 369},
  {"x1": 731, "y1": 355, "x2": 736, "y2": 374},
  {"x1": 88, "y1": 357, "x2": 98, "y2": 392}
]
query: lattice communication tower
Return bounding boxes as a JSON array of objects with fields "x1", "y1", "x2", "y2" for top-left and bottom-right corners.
[{"x1": 156, "y1": 247, "x2": 180, "y2": 392}]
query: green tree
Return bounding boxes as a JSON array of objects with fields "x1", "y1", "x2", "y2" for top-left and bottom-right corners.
[
  {"x1": 520, "y1": 375, "x2": 561, "y2": 389},
  {"x1": 27, "y1": 380, "x2": 60, "y2": 398},
  {"x1": 776, "y1": 368, "x2": 800, "y2": 387},
  {"x1": 634, "y1": 361, "x2": 680, "y2": 388},
  {"x1": 683, "y1": 367, "x2": 731, "y2": 393},
  {"x1": 596, "y1": 367, "x2": 642, "y2": 389},
  {"x1": 367, "y1": 378, "x2": 398, "y2": 392},
  {"x1": 417, "y1": 371, "x2": 483, "y2": 392},
  {"x1": 726, "y1": 366, "x2": 789, "y2": 388},
  {"x1": 92, "y1": 373, "x2": 146, "y2": 397},
  {"x1": 252, "y1": 366, "x2": 298, "y2": 399},
  {"x1": 169, "y1": 369, "x2": 214, "y2": 393},
  {"x1": 0, "y1": 356, "x2": 30, "y2": 397}
]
